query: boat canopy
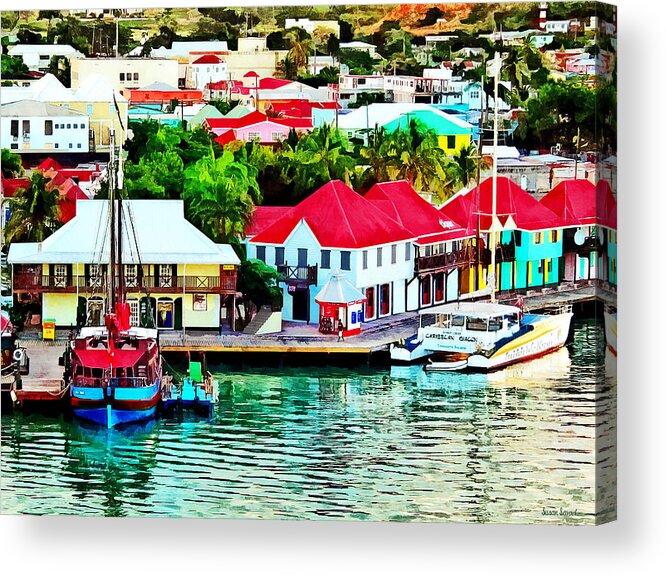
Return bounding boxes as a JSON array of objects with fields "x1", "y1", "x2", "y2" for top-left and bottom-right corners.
[{"x1": 418, "y1": 302, "x2": 520, "y2": 318}]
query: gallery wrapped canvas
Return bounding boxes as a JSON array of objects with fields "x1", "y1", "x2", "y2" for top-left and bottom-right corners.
[{"x1": 0, "y1": 1, "x2": 616, "y2": 525}]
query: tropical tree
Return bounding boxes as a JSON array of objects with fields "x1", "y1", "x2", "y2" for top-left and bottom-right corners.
[
  {"x1": 280, "y1": 124, "x2": 357, "y2": 200},
  {"x1": 182, "y1": 150, "x2": 261, "y2": 243},
  {"x1": 1, "y1": 149, "x2": 24, "y2": 178},
  {"x1": 3, "y1": 173, "x2": 61, "y2": 243},
  {"x1": 284, "y1": 28, "x2": 313, "y2": 79},
  {"x1": 450, "y1": 142, "x2": 483, "y2": 188}
]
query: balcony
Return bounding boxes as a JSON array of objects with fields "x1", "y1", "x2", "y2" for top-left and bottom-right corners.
[
  {"x1": 13, "y1": 274, "x2": 237, "y2": 294},
  {"x1": 415, "y1": 248, "x2": 473, "y2": 273},
  {"x1": 563, "y1": 235, "x2": 605, "y2": 255},
  {"x1": 276, "y1": 265, "x2": 318, "y2": 286}
]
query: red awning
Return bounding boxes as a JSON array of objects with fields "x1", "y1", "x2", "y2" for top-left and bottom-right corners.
[{"x1": 74, "y1": 349, "x2": 145, "y2": 369}]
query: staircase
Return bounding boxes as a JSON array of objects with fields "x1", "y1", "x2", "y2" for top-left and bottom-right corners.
[{"x1": 243, "y1": 307, "x2": 282, "y2": 335}]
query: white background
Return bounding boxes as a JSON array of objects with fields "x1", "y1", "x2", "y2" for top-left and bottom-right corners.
[{"x1": 1, "y1": 0, "x2": 664, "y2": 572}]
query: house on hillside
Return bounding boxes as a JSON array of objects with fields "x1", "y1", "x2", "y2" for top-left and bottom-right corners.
[
  {"x1": 8, "y1": 201, "x2": 240, "y2": 330},
  {"x1": 0, "y1": 100, "x2": 89, "y2": 154}
]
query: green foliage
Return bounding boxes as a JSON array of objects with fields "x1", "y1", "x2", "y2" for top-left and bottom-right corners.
[
  {"x1": 182, "y1": 150, "x2": 261, "y2": 243},
  {"x1": 238, "y1": 258, "x2": 283, "y2": 311},
  {"x1": 339, "y1": 48, "x2": 374, "y2": 75},
  {"x1": 1, "y1": 54, "x2": 29, "y2": 78},
  {"x1": 3, "y1": 173, "x2": 61, "y2": 244},
  {"x1": 1, "y1": 149, "x2": 24, "y2": 179},
  {"x1": 46, "y1": 55, "x2": 71, "y2": 87}
]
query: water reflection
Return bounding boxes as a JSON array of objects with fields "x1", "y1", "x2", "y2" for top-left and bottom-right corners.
[{"x1": 1, "y1": 320, "x2": 616, "y2": 524}]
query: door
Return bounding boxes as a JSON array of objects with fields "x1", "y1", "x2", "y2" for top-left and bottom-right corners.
[{"x1": 292, "y1": 289, "x2": 308, "y2": 322}]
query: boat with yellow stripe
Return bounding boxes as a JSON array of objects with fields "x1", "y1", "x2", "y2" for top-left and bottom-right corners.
[{"x1": 420, "y1": 302, "x2": 573, "y2": 372}]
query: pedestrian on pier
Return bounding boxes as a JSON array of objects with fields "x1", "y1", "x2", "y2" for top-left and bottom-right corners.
[{"x1": 337, "y1": 320, "x2": 344, "y2": 342}]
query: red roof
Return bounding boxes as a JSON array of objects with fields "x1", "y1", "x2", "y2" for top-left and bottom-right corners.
[
  {"x1": 247, "y1": 206, "x2": 292, "y2": 237},
  {"x1": 365, "y1": 180, "x2": 467, "y2": 241},
  {"x1": 258, "y1": 77, "x2": 293, "y2": 89},
  {"x1": 205, "y1": 110, "x2": 267, "y2": 131},
  {"x1": 250, "y1": 180, "x2": 414, "y2": 249},
  {"x1": 269, "y1": 99, "x2": 339, "y2": 119},
  {"x1": 440, "y1": 177, "x2": 565, "y2": 232},
  {"x1": 192, "y1": 54, "x2": 222, "y2": 64},
  {"x1": 213, "y1": 130, "x2": 237, "y2": 146},
  {"x1": 36, "y1": 158, "x2": 62, "y2": 172},
  {"x1": 1, "y1": 177, "x2": 30, "y2": 198},
  {"x1": 540, "y1": 179, "x2": 617, "y2": 229},
  {"x1": 243, "y1": 71, "x2": 259, "y2": 78}
]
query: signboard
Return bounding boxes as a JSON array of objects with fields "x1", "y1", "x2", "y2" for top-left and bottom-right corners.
[
  {"x1": 222, "y1": 265, "x2": 236, "y2": 270},
  {"x1": 288, "y1": 285, "x2": 296, "y2": 293}
]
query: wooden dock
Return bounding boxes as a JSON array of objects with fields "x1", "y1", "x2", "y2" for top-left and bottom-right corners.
[{"x1": 11, "y1": 339, "x2": 68, "y2": 405}]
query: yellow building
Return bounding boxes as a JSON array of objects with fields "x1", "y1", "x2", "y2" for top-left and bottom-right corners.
[
  {"x1": 8, "y1": 200, "x2": 240, "y2": 331},
  {"x1": 70, "y1": 57, "x2": 180, "y2": 91}
]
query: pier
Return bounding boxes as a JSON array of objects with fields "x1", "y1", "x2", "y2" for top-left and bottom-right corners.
[{"x1": 3, "y1": 284, "x2": 614, "y2": 411}]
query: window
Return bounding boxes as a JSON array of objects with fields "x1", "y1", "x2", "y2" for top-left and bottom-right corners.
[
  {"x1": 66, "y1": 124, "x2": 71, "y2": 129},
  {"x1": 125, "y1": 265, "x2": 139, "y2": 288},
  {"x1": 275, "y1": 247, "x2": 285, "y2": 266},
  {"x1": 340, "y1": 251, "x2": 351, "y2": 271},
  {"x1": 365, "y1": 286, "x2": 375, "y2": 319},
  {"x1": 134, "y1": 73, "x2": 139, "y2": 81},
  {"x1": 379, "y1": 283, "x2": 390, "y2": 316},
  {"x1": 77, "y1": 143, "x2": 82, "y2": 149},
  {"x1": 45, "y1": 120, "x2": 53, "y2": 135},
  {"x1": 391, "y1": 244, "x2": 397, "y2": 264},
  {"x1": 297, "y1": 248, "x2": 308, "y2": 268},
  {"x1": 421, "y1": 277, "x2": 431, "y2": 306},
  {"x1": 377, "y1": 247, "x2": 383, "y2": 267},
  {"x1": 550, "y1": 230, "x2": 558, "y2": 242},
  {"x1": 405, "y1": 242, "x2": 411, "y2": 261},
  {"x1": 547, "y1": 259, "x2": 553, "y2": 273},
  {"x1": 119, "y1": 73, "x2": 125, "y2": 81},
  {"x1": 321, "y1": 250, "x2": 330, "y2": 269},
  {"x1": 55, "y1": 143, "x2": 59, "y2": 149},
  {"x1": 362, "y1": 250, "x2": 368, "y2": 270},
  {"x1": 538, "y1": 261, "x2": 544, "y2": 274},
  {"x1": 158, "y1": 264, "x2": 173, "y2": 288},
  {"x1": 256, "y1": 246, "x2": 266, "y2": 263},
  {"x1": 534, "y1": 232, "x2": 543, "y2": 245},
  {"x1": 88, "y1": 264, "x2": 102, "y2": 288},
  {"x1": 10, "y1": 120, "x2": 18, "y2": 138},
  {"x1": 157, "y1": 299, "x2": 174, "y2": 329},
  {"x1": 73, "y1": 123, "x2": 78, "y2": 129},
  {"x1": 81, "y1": 123, "x2": 86, "y2": 129},
  {"x1": 515, "y1": 232, "x2": 522, "y2": 247},
  {"x1": 434, "y1": 273, "x2": 444, "y2": 302},
  {"x1": 87, "y1": 297, "x2": 104, "y2": 326},
  {"x1": 87, "y1": 104, "x2": 93, "y2": 114},
  {"x1": 53, "y1": 264, "x2": 68, "y2": 288},
  {"x1": 447, "y1": 135, "x2": 455, "y2": 149},
  {"x1": 247, "y1": 131, "x2": 261, "y2": 141},
  {"x1": 128, "y1": 300, "x2": 140, "y2": 326},
  {"x1": 22, "y1": 120, "x2": 30, "y2": 137},
  {"x1": 271, "y1": 132, "x2": 284, "y2": 142},
  {"x1": 69, "y1": 143, "x2": 73, "y2": 149}
]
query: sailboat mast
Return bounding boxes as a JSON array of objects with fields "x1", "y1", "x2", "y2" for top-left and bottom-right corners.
[
  {"x1": 117, "y1": 136, "x2": 124, "y2": 304},
  {"x1": 490, "y1": 50, "x2": 500, "y2": 304},
  {"x1": 108, "y1": 131, "x2": 116, "y2": 310}
]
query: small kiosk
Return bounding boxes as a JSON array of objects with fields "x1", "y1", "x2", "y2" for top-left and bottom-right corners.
[{"x1": 314, "y1": 273, "x2": 366, "y2": 337}]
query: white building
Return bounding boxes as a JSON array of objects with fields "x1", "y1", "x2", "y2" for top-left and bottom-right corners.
[
  {"x1": 339, "y1": 41, "x2": 378, "y2": 58},
  {"x1": 70, "y1": 57, "x2": 180, "y2": 90},
  {"x1": 189, "y1": 54, "x2": 228, "y2": 90},
  {"x1": 285, "y1": 18, "x2": 340, "y2": 37},
  {"x1": 7, "y1": 44, "x2": 84, "y2": 71},
  {"x1": 1, "y1": 100, "x2": 89, "y2": 154}
]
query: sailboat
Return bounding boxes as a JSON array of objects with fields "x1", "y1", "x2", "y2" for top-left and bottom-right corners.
[
  {"x1": 417, "y1": 53, "x2": 572, "y2": 372},
  {"x1": 63, "y1": 132, "x2": 163, "y2": 428}
]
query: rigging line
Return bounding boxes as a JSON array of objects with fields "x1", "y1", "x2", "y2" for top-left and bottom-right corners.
[{"x1": 88, "y1": 199, "x2": 109, "y2": 303}]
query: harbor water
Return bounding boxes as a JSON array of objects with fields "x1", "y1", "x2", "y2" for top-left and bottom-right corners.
[{"x1": 0, "y1": 320, "x2": 616, "y2": 524}]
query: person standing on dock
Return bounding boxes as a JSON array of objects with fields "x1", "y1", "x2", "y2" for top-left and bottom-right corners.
[{"x1": 337, "y1": 320, "x2": 344, "y2": 342}]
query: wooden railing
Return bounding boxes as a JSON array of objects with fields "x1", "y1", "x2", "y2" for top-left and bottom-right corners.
[
  {"x1": 73, "y1": 376, "x2": 149, "y2": 388},
  {"x1": 276, "y1": 265, "x2": 318, "y2": 285},
  {"x1": 414, "y1": 248, "x2": 473, "y2": 273},
  {"x1": 13, "y1": 274, "x2": 237, "y2": 293}
]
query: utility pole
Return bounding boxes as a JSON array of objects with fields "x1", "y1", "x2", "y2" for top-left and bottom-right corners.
[
  {"x1": 489, "y1": 51, "x2": 501, "y2": 304},
  {"x1": 573, "y1": 126, "x2": 581, "y2": 180}
]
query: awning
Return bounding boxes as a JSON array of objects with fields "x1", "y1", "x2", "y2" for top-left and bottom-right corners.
[{"x1": 315, "y1": 273, "x2": 366, "y2": 305}]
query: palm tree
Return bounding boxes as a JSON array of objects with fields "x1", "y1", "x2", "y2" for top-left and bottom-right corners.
[
  {"x1": 3, "y1": 173, "x2": 61, "y2": 243},
  {"x1": 284, "y1": 29, "x2": 313, "y2": 78},
  {"x1": 1, "y1": 149, "x2": 24, "y2": 178},
  {"x1": 451, "y1": 143, "x2": 481, "y2": 188},
  {"x1": 182, "y1": 150, "x2": 261, "y2": 243}
]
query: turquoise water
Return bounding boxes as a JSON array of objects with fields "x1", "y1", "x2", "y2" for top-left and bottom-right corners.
[{"x1": 0, "y1": 320, "x2": 616, "y2": 524}]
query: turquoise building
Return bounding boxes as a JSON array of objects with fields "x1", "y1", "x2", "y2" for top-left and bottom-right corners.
[{"x1": 498, "y1": 229, "x2": 563, "y2": 291}]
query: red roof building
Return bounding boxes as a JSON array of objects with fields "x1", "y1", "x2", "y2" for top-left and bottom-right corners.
[
  {"x1": 0, "y1": 177, "x2": 30, "y2": 198},
  {"x1": 246, "y1": 206, "x2": 292, "y2": 238},
  {"x1": 192, "y1": 54, "x2": 223, "y2": 65},
  {"x1": 540, "y1": 178, "x2": 617, "y2": 229},
  {"x1": 123, "y1": 82, "x2": 203, "y2": 105},
  {"x1": 250, "y1": 180, "x2": 413, "y2": 249},
  {"x1": 441, "y1": 176, "x2": 565, "y2": 232}
]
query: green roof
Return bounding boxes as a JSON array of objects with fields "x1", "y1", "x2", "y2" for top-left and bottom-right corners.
[
  {"x1": 383, "y1": 109, "x2": 473, "y2": 136},
  {"x1": 188, "y1": 104, "x2": 224, "y2": 129}
]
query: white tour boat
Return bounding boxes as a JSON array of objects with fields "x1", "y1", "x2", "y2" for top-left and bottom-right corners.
[{"x1": 420, "y1": 302, "x2": 573, "y2": 372}]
